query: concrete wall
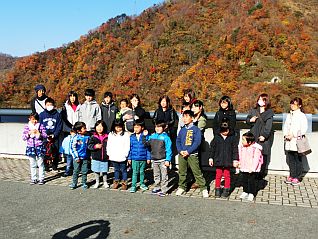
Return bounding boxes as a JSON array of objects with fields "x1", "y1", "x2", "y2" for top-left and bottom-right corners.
[{"x1": 0, "y1": 123, "x2": 317, "y2": 176}]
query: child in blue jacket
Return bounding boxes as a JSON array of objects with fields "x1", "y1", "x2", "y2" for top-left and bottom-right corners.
[
  {"x1": 143, "y1": 121, "x2": 172, "y2": 196},
  {"x1": 59, "y1": 129, "x2": 76, "y2": 176},
  {"x1": 176, "y1": 110, "x2": 208, "y2": 198},
  {"x1": 128, "y1": 119, "x2": 151, "y2": 193},
  {"x1": 70, "y1": 121, "x2": 90, "y2": 189}
]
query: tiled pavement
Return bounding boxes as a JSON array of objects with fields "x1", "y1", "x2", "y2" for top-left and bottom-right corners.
[{"x1": 1, "y1": 157, "x2": 317, "y2": 208}]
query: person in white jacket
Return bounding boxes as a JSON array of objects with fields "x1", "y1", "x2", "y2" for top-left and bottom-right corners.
[
  {"x1": 283, "y1": 97, "x2": 308, "y2": 186},
  {"x1": 107, "y1": 120, "x2": 130, "y2": 190}
]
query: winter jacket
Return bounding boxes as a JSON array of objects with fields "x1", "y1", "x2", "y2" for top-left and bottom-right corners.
[
  {"x1": 22, "y1": 122, "x2": 47, "y2": 157},
  {"x1": 61, "y1": 101, "x2": 81, "y2": 132},
  {"x1": 30, "y1": 95, "x2": 47, "y2": 114},
  {"x1": 119, "y1": 107, "x2": 134, "y2": 132},
  {"x1": 39, "y1": 109, "x2": 62, "y2": 139},
  {"x1": 88, "y1": 133, "x2": 108, "y2": 161},
  {"x1": 209, "y1": 133, "x2": 239, "y2": 167},
  {"x1": 238, "y1": 142, "x2": 263, "y2": 173},
  {"x1": 59, "y1": 134, "x2": 75, "y2": 155},
  {"x1": 153, "y1": 107, "x2": 176, "y2": 128},
  {"x1": 121, "y1": 106, "x2": 147, "y2": 132},
  {"x1": 143, "y1": 132, "x2": 172, "y2": 161},
  {"x1": 176, "y1": 123, "x2": 202, "y2": 155},
  {"x1": 194, "y1": 115, "x2": 207, "y2": 134},
  {"x1": 283, "y1": 109, "x2": 308, "y2": 151},
  {"x1": 107, "y1": 132, "x2": 130, "y2": 162},
  {"x1": 71, "y1": 134, "x2": 90, "y2": 160},
  {"x1": 246, "y1": 107, "x2": 274, "y2": 155},
  {"x1": 78, "y1": 100, "x2": 102, "y2": 131},
  {"x1": 128, "y1": 133, "x2": 151, "y2": 161},
  {"x1": 101, "y1": 101, "x2": 118, "y2": 133},
  {"x1": 213, "y1": 109, "x2": 236, "y2": 136}
]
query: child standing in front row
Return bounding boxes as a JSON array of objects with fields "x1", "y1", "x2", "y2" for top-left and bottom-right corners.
[
  {"x1": 143, "y1": 121, "x2": 173, "y2": 197},
  {"x1": 107, "y1": 120, "x2": 130, "y2": 190},
  {"x1": 128, "y1": 119, "x2": 151, "y2": 193},
  {"x1": 176, "y1": 110, "x2": 209, "y2": 198},
  {"x1": 70, "y1": 122, "x2": 90, "y2": 190},
  {"x1": 209, "y1": 120, "x2": 239, "y2": 198},
  {"x1": 238, "y1": 131, "x2": 263, "y2": 201},
  {"x1": 88, "y1": 120, "x2": 109, "y2": 189},
  {"x1": 22, "y1": 113, "x2": 47, "y2": 185},
  {"x1": 60, "y1": 129, "x2": 76, "y2": 177}
]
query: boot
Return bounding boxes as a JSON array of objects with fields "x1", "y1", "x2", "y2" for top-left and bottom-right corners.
[
  {"x1": 112, "y1": 180, "x2": 119, "y2": 189},
  {"x1": 121, "y1": 180, "x2": 127, "y2": 190},
  {"x1": 215, "y1": 188, "x2": 222, "y2": 198},
  {"x1": 221, "y1": 188, "x2": 230, "y2": 198}
]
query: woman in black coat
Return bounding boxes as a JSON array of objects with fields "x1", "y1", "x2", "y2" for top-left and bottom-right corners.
[
  {"x1": 153, "y1": 95, "x2": 176, "y2": 135},
  {"x1": 246, "y1": 93, "x2": 274, "y2": 179}
]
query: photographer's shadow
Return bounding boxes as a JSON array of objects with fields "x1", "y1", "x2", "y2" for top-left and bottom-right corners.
[{"x1": 52, "y1": 220, "x2": 110, "y2": 239}]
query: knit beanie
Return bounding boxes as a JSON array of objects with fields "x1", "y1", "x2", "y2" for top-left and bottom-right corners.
[{"x1": 34, "y1": 84, "x2": 46, "y2": 93}]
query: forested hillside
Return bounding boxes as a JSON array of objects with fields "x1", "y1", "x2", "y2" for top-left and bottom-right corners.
[{"x1": 1, "y1": 0, "x2": 318, "y2": 113}]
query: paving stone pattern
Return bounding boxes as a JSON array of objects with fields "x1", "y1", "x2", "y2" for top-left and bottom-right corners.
[{"x1": 1, "y1": 158, "x2": 317, "y2": 208}]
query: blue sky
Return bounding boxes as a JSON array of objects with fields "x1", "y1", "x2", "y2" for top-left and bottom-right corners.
[{"x1": 0, "y1": 0, "x2": 163, "y2": 57}]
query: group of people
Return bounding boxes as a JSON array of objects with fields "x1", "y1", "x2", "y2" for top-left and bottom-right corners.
[{"x1": 22, "y1": 84, "x2": 309, "y2": 201}]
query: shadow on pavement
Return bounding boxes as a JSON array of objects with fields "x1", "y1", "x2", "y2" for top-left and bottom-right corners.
[{"x1": 52, "y1": 220, "x2": 110, "y2": 239}]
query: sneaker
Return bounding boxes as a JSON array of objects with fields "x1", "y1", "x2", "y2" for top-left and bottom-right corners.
[
  {"x1": 240, "y1": 192, "x2": 249, "y2": 200},
  {"x1": 221, "y1": 188, "x2": 230, "y2": 198},
  {"x1": 158, "y1": 192, "x2": 166, "y2": 197},
  {"x1": 292, "y1": 178, "x2": 300, "y2": 186},
  {"x1": 247, "y1": 193, "x2": 254, "y2": 201},
  {"x1": 130, "y1": 186, "x2": 137, "y2": 193},
  {"x1": 30, "y1": 180, "x2": 37, "y2": 185},
  {"x1": 152, "y1": 188, "x2": 161, "y2": 194},
  {"x1": 285, "y1": 176, "x2": 293, "y2": 185},
  {"x1": 202, "y1": 189, "x2": 209, "y2": 198},
  {"x1": 82, "y1": 184, "x2": 88, "y2": 190},
  {"x1": 112, "y1": 181, "x2": 119, "y2": 189},
  {"x1": 140, "y1": 184, "x2": 148, "y2": 191},
  {"x1": 215, "y1": 188, "x2": 222, "y2": 198},
  {"x1": 69, "y1": 183, "x2": 76, "y2": 190},
  {"x1": 92, "y1": 183, "x2": 99, "y2": 189},
  {"x1": 38, "y1": 180, "x2": 45, "y2": 185},
  {"x1": 103, "y1": 182, "x2": 110, "y2": 189},
  {"x1": 175, "y1": 188, "x2": 185, "y2": 196}
]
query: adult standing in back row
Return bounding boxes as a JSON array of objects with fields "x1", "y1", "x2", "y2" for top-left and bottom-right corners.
[
  {"x1": 246, "y1": 93, "x2": 274, "y2": 179},
  {"x1": 30, "y1": 84, "x2": 48, "y2": 114}
]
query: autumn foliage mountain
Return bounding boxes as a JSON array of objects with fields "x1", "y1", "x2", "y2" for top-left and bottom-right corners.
[{"x1": 1, "y1": 0, "x2": 318, "y2": 113}]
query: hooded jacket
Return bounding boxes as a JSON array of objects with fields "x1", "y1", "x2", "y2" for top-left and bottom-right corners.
[
  {"x1": 88, "y1": 133, "x2": 108, "y2": 161},
  {"x1": 78, "y1": 100, "x2": 102, "y2": 131},
  {"x1": 39, "y1": 109, "x2": 62, "y2": 138},
  {"x1": 107, "y1": 132, "x2": 130, "y2": 162},
  {"x1": 238, "y1": 142, "x2": 263, "y2": 173},
  {"x1": 22, "y1": 122, "x2": 47, "y2": 157},
  {"x1": 143, "y1": 132, "x2": 172, "y2": 161},
  {"x1": 209, "y1": 133, "x2": 238, "y2": 167}
]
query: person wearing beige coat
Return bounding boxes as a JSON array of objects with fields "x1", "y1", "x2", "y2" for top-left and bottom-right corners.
[{"x1": 283, "y1": 97, "x2": 308, "y2": 186}]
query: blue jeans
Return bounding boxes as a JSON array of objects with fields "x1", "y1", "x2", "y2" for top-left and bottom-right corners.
[
  {"x1": 65, "y1": 154, "x2": 73, "y2": 175},
  {"x1": 113, "y1": 161, "x2": 127, "y2": 181},
  {"x1": 72, "y1": 158, "x2": 88, "y2": 186}
]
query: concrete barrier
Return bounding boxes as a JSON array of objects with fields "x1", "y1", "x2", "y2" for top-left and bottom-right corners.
[{"x1": 0, "y1": 122, "x2": 317, "y2": 177}]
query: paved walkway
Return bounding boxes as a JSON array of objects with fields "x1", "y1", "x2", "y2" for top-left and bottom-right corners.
[{"x1": 1, "y1": 157, "x2": 317, "y2": 208}]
